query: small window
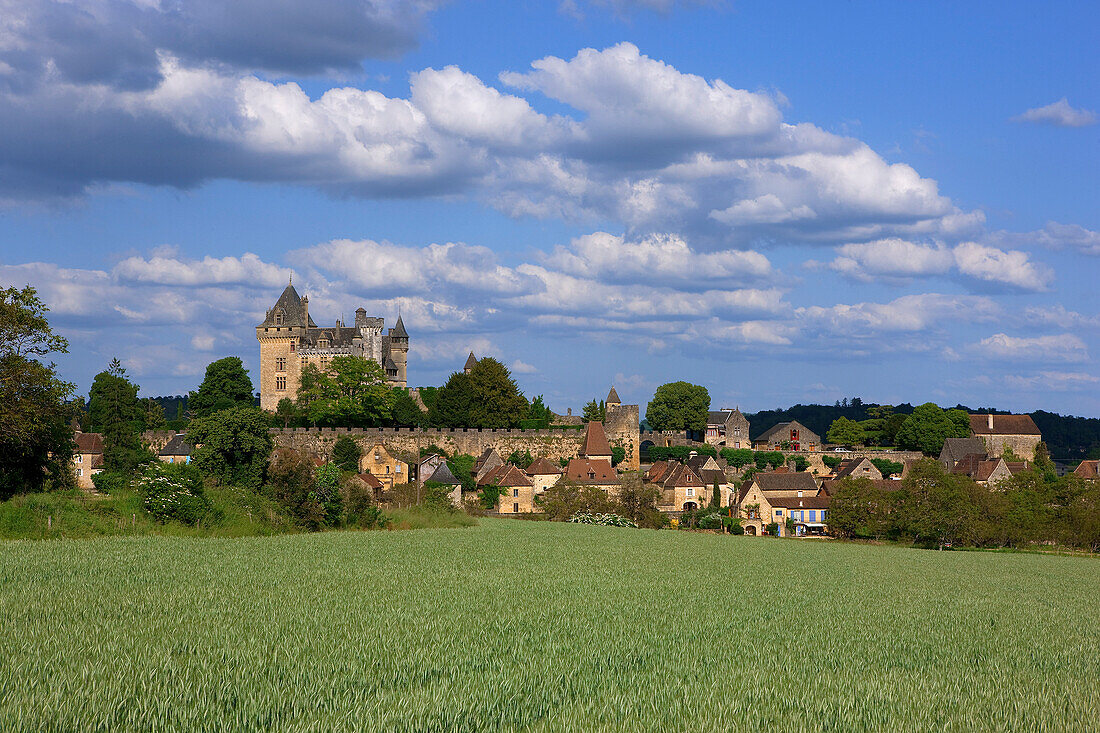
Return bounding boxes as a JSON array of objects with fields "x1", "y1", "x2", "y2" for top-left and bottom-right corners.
[
  {"x1": 513, "y1": 488, "x2": 519, "y2": 497},
  {"x1": 290, "y1": 342, "x2": 296, "y2": 352},
  {"x1": 686, "y1": 487, "x2": 694, "y2": 497},
  {"x1": 275, "y1": 376, "x2": 286, "y2": 391},
  {"x1": 395, "y1": 465, "x2": 402, "y2": 473},
  {"x1": 274, "y1": 312, "x2": 284, "y2": 325},
  {"x1": 775, "y1": 509, "x2": 783, "y2": 516},
  {"x1": 513, "y1": 502, "x2": 519, "y2": 513},
  {"x1": 385, "y1": 466, "x2": 390, "y2": 474},
  {"x1": 276, "y1": 357, "x2": 286, "y2": 371},
  {"x1": 797, "y1": 490, "x2": 803, "y2": 498},
  {"x1": 76, "y1": 468, "x2": 83, "y2": 477},
  {"x1": 75, "y1": 455, "x2": 82, "y2": 463}
]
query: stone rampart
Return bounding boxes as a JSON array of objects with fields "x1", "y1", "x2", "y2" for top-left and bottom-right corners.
[{"x1": 271, "y1": 426, "x2": 589, "y2": 465}]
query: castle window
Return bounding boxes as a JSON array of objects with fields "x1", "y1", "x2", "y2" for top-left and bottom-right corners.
[
  {"x1": 513, "y1": 503, "x2": 519, "y2": 513},
  {"x1": 275, "y1": 357, "x2": 286, "y2": 372},
  {"x1": 276, "y1": 376, "x2": 286, "y2": 391},
  {"x1": 274, "y1": 313, "x2": 284, "y2": 325},
  {"x1": 290, "y1": 342, "x2": 296, "y2": 352}
]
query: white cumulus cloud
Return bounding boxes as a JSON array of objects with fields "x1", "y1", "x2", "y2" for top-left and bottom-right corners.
[{"x1": 1012, "y1": 98, "x2": 1097, "y2": 127}]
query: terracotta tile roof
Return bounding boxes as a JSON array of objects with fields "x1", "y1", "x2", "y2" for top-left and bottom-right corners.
[
  {"x1": 525, "y1": 458, "x2": 562, "y2": 476},
  {"x1": 356, "y1": 473, "x2": 384, "y2": 489},
  {"x1": 662, "y1": 463, "x2": 705, "y2": 489},
  {"x1": 478, "y1": 464, "x2": 532, "y2": 488},
  {"x1": 74, "y1": 432, "x2": 104, "y2": 455},
  {"x1": 580, "y1": 421, "x2": 612, "y2": 458},
  {"x1": 644, "y1": 460, "x2": 672, "y2": 483},
  {"x1": 564, "y1": 458, "x2": 619, "y2": 485},
  {"x1": 969, "y1": 414, "x2": 1040, "y2": 436},
  {"x1": 835, "y1": 458, "x2": 880, "y2": 478},
  {"x1": 951, "y1": 453, "x2": 988, "y2": 478},
  {"x1": 1073, "y1": 460, "x2": 1099, "y2": 479}
]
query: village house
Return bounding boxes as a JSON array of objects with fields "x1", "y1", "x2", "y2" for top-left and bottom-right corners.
[
  {"x1": 687, "y1": 454, "x2": 735, "y2": 505},
  {"x1": 423, "y1": 463, "x2": 463, "y2": 507},
  {"x1": 969, "y1": 414, "x2": 1042, "y2": 461},
  {"x1": 703, "y1": 408, "x2": 751, "y2": 448},
  {"x1": 753, "y1": 420, "x2": 821, "y2": 452},
  {"x1": 525, "y1": 457, "x2": 562, "y2": 495},
  {"x1": 415, "y1": 453, "x2": 446, "y2": 486},
  {"x1": 939, "y1": 437, "x2": 988, "y2": 471},
  {"x1": 157, "y1": 434, "x2": 193, "y2": 465},
  {"x1": 1073, "y1": 460, "x2": 1099, "y2": 480},
  {"x1": 833, "y1": 457, "x2": 882, "y2": 481},
  {"x1": 359, "y1": 443, "x2": 408, "y2": 490},
  {"x1": 479, "y1": 464, "x2": 536, "y2": 514},
  {"x1": 768, "y1": 494, "x2": 831, "y2": 536},
  {"x1": 736, "y1": 472, "x2": 825, "y2": 536},
  {"x1": 952, "y1": 455, "x2": 1028, "y2": 487},
  {"x1": 349, "y1": 471, "x2": 385, "y2": 502},
  {"x1": 474, "y1": 447, "x2": 505, "y2": 482},
  {"x1": 563, "y1": 458, "x2": 620, "y2": 496},
  {"x1": 72, "y1": 431, "x2": 104, "y2": 489}
]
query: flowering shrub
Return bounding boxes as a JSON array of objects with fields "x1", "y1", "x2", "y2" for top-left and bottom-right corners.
[
  {"x1": 569, "y1": 512, "x2": 638, "y2": 528},
  {"x1": 135, "y1": 463, "x2": 209, "y2": 525}
]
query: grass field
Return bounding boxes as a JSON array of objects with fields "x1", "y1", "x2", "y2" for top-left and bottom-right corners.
[{"x1": 2, "y1": 520, "x2": 1098, "y2": 731}]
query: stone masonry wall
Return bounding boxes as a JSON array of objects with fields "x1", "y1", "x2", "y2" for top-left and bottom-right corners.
[{"x1": 270, "y1": 427, "x2": 589, "y2": 466}]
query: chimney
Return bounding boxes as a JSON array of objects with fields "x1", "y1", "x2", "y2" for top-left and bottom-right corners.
[
  {"x1": 302, "y1": 295, "x2": 309, "y2": 325},
  {"x1": 988, "y1": 414, "x2": 994, "y2": 430}
]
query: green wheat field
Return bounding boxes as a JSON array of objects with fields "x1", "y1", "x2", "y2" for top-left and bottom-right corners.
[{"x1": 2, "y1": 520, "x2": 1098, "y2": 732}]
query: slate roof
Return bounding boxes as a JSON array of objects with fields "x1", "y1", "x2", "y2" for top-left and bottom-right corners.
[
  {"x1": 969, "y1": 414, "x2": 1041, "y2": 436},
  {"x1": 564, "y1": 458, "x2": 619, "y2": 485},
  {"x1": 425, "y1": 463, "x2": 462, "y2": 486},
  {"x1": 465, "y1": 352, "x2": 478, "y2": 370},
  {"x1": 749, "y1": 472, "x2": 818, "y2": 491},
  {"x1": 525, "y1": 457, "x2": 562, "y2": 476},
  {"x1": 606, "y1": 386, "x2": 621, "y2": 404},
  {"x1": 940, "y1": 438, "x2": 988, "y2": 466},
  {"x1": 259, "y1": 284, "x2": 316, "y2": 328},
  {"x1": 158, "y1": 434, "x2": 194, "y2": 457},
  {"x1": 74, "y1": 432, "x2": 104, "y2": 455},
  {"x1": 768, "y1": 495, "x2": 831, "y2": 510},
  {"x1": 478, "y1": 464, "x2": 533, "y2": 488},
  {"x1": 697, "y1": 468, "x2": 728, "y2": 487},
  {"x1": 707, "y1": 410, "x2": 733, "y2": 425},
  {"x1": 1073, "y1": 460, "x2": 1099, "y2": 479},
  {"x1": 391, "y1": 316, "x2": 408, "y2": 338},
  {"x1": 580, "y1": 421, "x2": 613, "y2": 458}
]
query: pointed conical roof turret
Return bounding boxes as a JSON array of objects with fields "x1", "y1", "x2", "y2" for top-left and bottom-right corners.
[
  {"x1": 391, "y1": 315, "x2": 408, "y2": 339},
  {"x1": 464, "y1": 352, "x2": 478, "y2": 373},
  {"x1": 606, "y1": 386, "x2": 621, "y2": 406},
  {"x1": 259, "y1": 283, "x2": 315, "y2": 327}
]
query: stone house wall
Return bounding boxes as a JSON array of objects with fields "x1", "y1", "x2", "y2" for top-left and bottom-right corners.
[
  {"x1": 497, "y1": 484, "x2": 537, "y2": 514},
  {"x1": 980, "y1": 435, "x2": 1041, "y2": 461}
]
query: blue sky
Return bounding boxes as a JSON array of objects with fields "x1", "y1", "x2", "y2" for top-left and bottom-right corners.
[{"x1": 1, "y1": 0, "x2": 1097, "y2": 416}]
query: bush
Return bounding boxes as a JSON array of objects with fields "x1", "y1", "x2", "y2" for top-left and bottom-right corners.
[
  {"x1": 611, "y1": 446, "x2": 626, "y2": 467},
  {"x1": 720, "y1": 448, "x2": 754, "y2": 468},
  {"x1": 697, "y1": 512, "x2": 723, "y2": 530},
  {"x1": 765, "y1": 521, "x2": 779, "y2": 536},
  {"x1": 341, "y1": 474, "x2": 377, "y2": 526},
  {"x1": 730, "y1": 522, "x2": 745, "y2": 535},
  {"x1": 422, "y1": 482, "x2": 457, "y2": 513},
  {"x1": 871, "y1": 458, "x2": 904, "y2": 478},
  {"x1": 646, "y1": 445, "x2": 717, "y2": 462},
  {"x1": 569, "y1": 512, "x2": 637, "y2": 528},
  {"x1": 134, "y1": 462, "x2": 210, "y2": 525},
  {"x1": 479, "y1": 484, "x2": 504, "y2": 511},
  {"x1": 90, "y1": 471, "x2": 129, "y2": 495},
  {"x1": 822, "y1": 455, "x2": 843, "y2": 469},
  {"x1": 312, "y1": 463, "x2": 343, "y2": 527}
]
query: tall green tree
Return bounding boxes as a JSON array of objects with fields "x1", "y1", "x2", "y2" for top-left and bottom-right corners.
[
  {"x1": 296, "y1": 356, "x2": 393, "y2": 427},
  {"x1": 895, "y1": 403, "x2": 971, "y2": 455},
  {"x1": 827, "y1": 416, "x2": 865, "y2": 446},
  {"x1": 189, "y1": 357, "x2": 254, "y2": 417},
  {"x1": 526, "y1": 395, "x2": 554, "y2": 427},
  {"x1": 275, "y1": 397, "x2": 298, "y2": 428},
  {"x1": 390, "y1": 388, "x2": 425, "y2": 427},
  {"x1": 88, "y1": 359, "x2": 147, "y2": 472},
  {"x1": 332, "y1": 436, "x2": 362, "y2": 473},
  {"x1": 582, "y1": 399, "x2": 605, "y2": 423},
  {"x1": 188, "y1": 406, "x2": 273, "y2": 490},
  {"x1": 466, "y1": 357, "x2": 528, "y2": 428},
  {"x1": 429, "y1": 372, "x2": 476, "y2": 428},
  {"x1": 645, "y1": 382, "x2": 710, "y2": 432},
  {"x1": 143, "y1": 398, "x2": 167, "y2": 432},
  {"x1": 0, "y1": 286, "x2": 77, "y2": 498}
]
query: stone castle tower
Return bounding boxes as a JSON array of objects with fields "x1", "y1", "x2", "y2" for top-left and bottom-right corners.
[
  {"x1": 256, "y1": 282, "x2": 408, "y2": 411},
  {"x1": 603, "y1": 385, "x2": 641, "y2": 470}
]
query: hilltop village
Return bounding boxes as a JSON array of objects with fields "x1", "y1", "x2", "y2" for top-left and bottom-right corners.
[{"x1": 55, "y1": 283, "x2": 1100, "y2": 546}]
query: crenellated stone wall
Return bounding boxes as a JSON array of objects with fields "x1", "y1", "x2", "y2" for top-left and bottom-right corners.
[{"x1": 270, "y1": 426, "x2": 590, "y2": 465}]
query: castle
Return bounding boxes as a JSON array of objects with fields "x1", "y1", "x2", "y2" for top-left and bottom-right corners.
[{"x1": 256, "y1": 282, "x2": 408, "y2": 411}]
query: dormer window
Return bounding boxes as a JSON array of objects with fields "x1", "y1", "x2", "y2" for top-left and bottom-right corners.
[
  {"x1": 318, "y1": 339, "x2": 329, "y2": 348},
  {"x1": 274, "y1": 312, "x2": 284, "y2": 325}
]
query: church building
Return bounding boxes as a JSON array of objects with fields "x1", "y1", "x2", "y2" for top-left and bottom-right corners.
[{"x1": 256, "y1": 282, "x2": 409, "y2": 410}]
